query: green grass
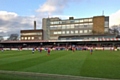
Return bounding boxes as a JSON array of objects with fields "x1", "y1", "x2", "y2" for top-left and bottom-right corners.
[{"x1": 0, "y1": 50, "x2": 120, "y2": 79}]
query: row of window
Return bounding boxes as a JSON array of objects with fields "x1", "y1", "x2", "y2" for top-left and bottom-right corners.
[
  {"x1": 60, "y1": 37, "x2": 98, "y2": 40},
  {"x1": 50, "y1": 22, "x2": 109, "y2": 30},
  {"x1": 21, "y1": 37, "x2": 35, "y2": 40},
  {"x1": 59, "y1": 36, "x2": 115, "y2": 40},
  {"x1": 50, "y1": 36, "x2": 58, "y2": 40},
  {"x1": 21, "y1": 37, "x2": 42, "y2": 40},
  {"x1": 21, "y1": 32, "x2": 42, "y2": 36},
  {"x1": 50, "y1": 23, "x2": 93, "y2": 29},
  {"x1": 53, "y1": 30, "x2": 92, "y2": 35},
  {"x1": 50, "y1": 18, "x2": 93, "y2": 24}
]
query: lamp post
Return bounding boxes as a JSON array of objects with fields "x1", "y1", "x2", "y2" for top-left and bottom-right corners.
[
  {"x1": 40, "y1": 43, "x2": 43, "y2": 47},
  {"x1": 54, "y1": 42, "x2": 56, "y2": 47},
  {"x1": 57, "y1": 43, "x2": 59, "y2": 47}
]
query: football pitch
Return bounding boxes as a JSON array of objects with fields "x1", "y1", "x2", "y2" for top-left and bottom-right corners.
[{"x1": 0, "y1": 50, "x2": 120, "y2": 80}]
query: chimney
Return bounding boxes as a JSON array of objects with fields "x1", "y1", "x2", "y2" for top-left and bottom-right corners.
[
  {"x1": 34, "y1": 21, "x2": 36, "y2": 30},
  {"x1": 69, "y1": 17, "x2": 74, "y2": 20}
]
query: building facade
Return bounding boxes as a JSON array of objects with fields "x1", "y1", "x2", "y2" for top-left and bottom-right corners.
[
  {"x1": 20, "y1": 29, "x2": 43, "y2": 40},
  {"x1": 42, "y1": 16, "x2": 109, "y2": 40}
]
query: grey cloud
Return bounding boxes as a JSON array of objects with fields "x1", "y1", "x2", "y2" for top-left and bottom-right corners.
[{"x1": 0, "y1": 15, "x2": 36, "y2": 37}]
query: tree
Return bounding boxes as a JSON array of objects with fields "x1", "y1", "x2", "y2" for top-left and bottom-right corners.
[
  {"x1": 110, "y1": 25, "x2": 120, "y2": 35},
  {"x1": 7, "y1": 34, "x2": 19, "y2": 41},
  {"x1": 0, "y1": 36, "x2": 4, "y2": 42}
]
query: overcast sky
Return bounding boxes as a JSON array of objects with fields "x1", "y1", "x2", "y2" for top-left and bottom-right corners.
[{"x1": 0, "y1": 0, "x2": 120, "y2": 38}]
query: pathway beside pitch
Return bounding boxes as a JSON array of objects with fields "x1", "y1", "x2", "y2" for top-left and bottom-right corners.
[{"x1": 0, "y1": 70, "x2": 118, "y2": 80}]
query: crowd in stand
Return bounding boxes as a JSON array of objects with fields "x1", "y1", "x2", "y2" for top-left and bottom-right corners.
[{"x1": 0, "y1": 43, "x2": 120, "y2": 51}]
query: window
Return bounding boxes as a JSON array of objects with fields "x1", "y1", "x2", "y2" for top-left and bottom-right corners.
[
  {"x1": 62, "y1": 25, "x2": 66, "y2": 29},
  {"x1": 80, "y1": 24, "x2": 84, "y2": 28},
  {"x1": 88, "y1": 23, "x2": 93, "y2": 27},
  {"x1": 71, "y1": 24, "x2": 74, "y2": 28},
  {"x1": 70, "y1": 20, "x2": 74, "y2": 23},
  {"x1": 25, "y1": 37, "x2": 27, "y2": 40},
  {"x1": 84, "y1": 23, "x2": 88, "y2": 25},
  {"x1": 84, "y1": 23, "x2": 88, "y2": 27},
  {"x1": 89, "y1": 30, "x2": 92, "y2": 33},
  {"x1": 58, "y1": 31, "x2": 61, "y2": 34},
  {"x1": 62, "y1": 31, "x2": 65, "y2": 34},
  {"x1": 66, "y1": 20, "x2": 70, "y2": 23},
  {"x1": 66, "y1": 31, "x2": 69, "y2": 34},
  {"x1": 31, "y1": 37, "x2": 34, "y2": 40},
  {"x1": 75, "y1": 24, "x2": 79, "y2": 26},
  {"x1": 59, "y1": 21, "x2": 62, "y2": 24},
  {"x1": 50, "y1": 22, "x2": 54, "y2": 24},
  {"x1": 39, "y1": 37, "x2": 41, "y2": 39},
  {"x1": 54, "y1": 21, "x2": 59, "y2": 24},
  {"x1": 89, "y1": 23, "x2": 93, "y2": 25},
  {"x1": 62, "y1": 21, "x2": 66, "y2": 24},
  {"x1": 105, "y1": 21, "x2": 109, "y2": 27},
  {"x1": 66, "y1": 25, "x2": 71, "y2": 29},
  {"x1": 37, "y1": 33, "x2": 42, "y2": 35},
  {"x1": 50, "y1": 26, "x2": 55, "y2": 29},
  {"x1": 104, "y1": 28, "x2": 109, "y2": 32},
  {"x1": 75, "y1": 24, "x2": 79, "y2": 28},
  {"x1": 80, "y1": 19, "x2": 83, "y2": 22},
  {"x1": 79, "y1": 30, "x2": 83, "y2": 33},
  {"x1": 89, "y1": 18, "x2": 93, "y2": 22},
  {"x1": 75, "y1": 20, "x2": 79, "y2": 23},
  {"x1": 50, "y1": 36, "x2": 58, "y2": 40},
  {"x1": 54, "y1": 32, "x2": 57, "y2": 34},
  {"x1": 21, "y1": 37, "x2": 24, "y2": 40},
  {"x1": 84, "y1": 19, "x2": 89, "y2": 22},
  {"x1": 84, "y1": 30, "x2": 88, "y2": 33},
  {"x1": 28, "y1": 37, "x2": 30, "y2": 40},
  {"x1": 57, "y1": 25, "x2": 61, "y2": 29},
  {"x1": 75, "y1": 30, "x2": 78, "y2": 34},
  {"x1": 71, "y1": 31, "x2": 74, "y2": 34}
]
